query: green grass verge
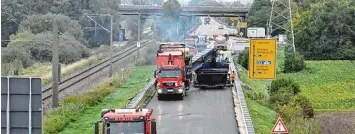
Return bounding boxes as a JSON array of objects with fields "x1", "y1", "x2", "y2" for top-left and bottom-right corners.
[
  {"x1": 245, "y1": 97, "x2": 276, "y2": 134},
  {"x1": 278, "y1": 60, "x2": 355, "y2": 111},
  {"x1": 236, "y1": 63, "x2": 276, "y2": 133},
  {"x1": 43, "y1": 66, "x2": 155, "y2": 134}
]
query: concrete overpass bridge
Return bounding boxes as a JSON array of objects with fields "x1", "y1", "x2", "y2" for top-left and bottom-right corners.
[{"x1": 118, "y1": 5, "x2": 250, "y2": 17}]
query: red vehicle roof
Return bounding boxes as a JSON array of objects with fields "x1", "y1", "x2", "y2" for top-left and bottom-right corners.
[{"x1": 102, "y1": 109, "x2": 153, "y2": 121}]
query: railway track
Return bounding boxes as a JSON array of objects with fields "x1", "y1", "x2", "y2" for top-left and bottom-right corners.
[{"x1": 42, "y1": 38, "x2": 154, "y2": 101}]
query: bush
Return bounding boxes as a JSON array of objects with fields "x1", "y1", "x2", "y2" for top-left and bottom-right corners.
[
  {"x1": 43, "y1": 68, "x2": 134, "y2": 134},
  {"x1": 290, "y1": 95, "x2": 314, "y2": 118},
  {"x1": 269, "y1": 88, "x2": 294, "y2": 106},
  {"x1": 237, "y1": 49, "x2": 249, "y2": 69},
  {"x1": 276, "y1": 103, "x2": 320, "y2": 133},
  {"x1": 283, "y1": 51, "x2": 305, "y2": 73},
  {"x1": 269, "y1": 78, "x2": 300, "y2": 95},
  {"x1": 30, "y1": 31, "x2": 90, "y2": 64},
  {"x1": 268, "y1": 78, "x2": 301, "y2": 106},
  {"x1": 1, "y1": 47, "x2": 34, "y2": 75},
  {"x1": 135, "y1": 45, "x2": 158, "y2": 66}
]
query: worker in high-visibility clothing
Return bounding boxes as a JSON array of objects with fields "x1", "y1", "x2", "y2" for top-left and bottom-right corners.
[{"x1": 231, "y1": 71, "x2": 236, "y2": 84}]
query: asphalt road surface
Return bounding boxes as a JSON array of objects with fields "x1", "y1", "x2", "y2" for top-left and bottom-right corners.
[
  {"x1": 147, "y1": 87, "x2": 238, "y2": 134},
  {"x1": 146, "y1": 17, "x2": 241, "y2": 134}
]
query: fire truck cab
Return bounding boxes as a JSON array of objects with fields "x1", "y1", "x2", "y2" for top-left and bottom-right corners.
[{"x1": 94, "y1": 108, "x2": 157, "y2": 134}]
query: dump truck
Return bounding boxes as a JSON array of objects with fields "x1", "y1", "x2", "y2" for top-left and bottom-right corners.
[
  {"x1": 193, "y1": 59, "x2": 232, "y2": 89},
  {"x1": 159, "y1": 42, "x2": 192, "y2": 65},
  {"x1": 154, "y1": 50, "x2": 190, "y2": 100},
  {"x1": 94, "y1": 108, "x2": 156, "y2": 134}
]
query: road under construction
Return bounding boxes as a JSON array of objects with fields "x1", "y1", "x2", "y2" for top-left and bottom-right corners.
[
  {"x1": 144, "y1": 18, "x2": 252, "y2": 134},
  {"x1": 1, "y1": 17, "x2": 253, "y2": 134}
]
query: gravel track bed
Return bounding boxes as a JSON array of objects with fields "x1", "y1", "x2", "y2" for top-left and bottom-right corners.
[{"x1": 43, "y1": 39, "x2": 155, "y2": 112}]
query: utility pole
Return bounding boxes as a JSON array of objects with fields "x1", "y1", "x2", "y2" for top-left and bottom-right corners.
[
  {"x1": 109, "y1": 14, "x2": 113, "y2": 77},
  {"x1": 268, "y1": 0, "x2": 295, "y2": 53},
  {"x1": 52, "y1": 19, "x2": 59, "y2": 108},
  {"x1": 137, "y1": 14, "x2": 141, "y2": 60},
  {"x1": 84, "y1": 14, "x2": 113, "y2": 77}
]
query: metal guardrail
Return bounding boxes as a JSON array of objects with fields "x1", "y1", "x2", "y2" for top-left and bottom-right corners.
[
  {"x1": 230, "y1": 56, "x2": 255, "y2": 134},
  {"x1": 125, "y1": 78, "x2": 156, "y2": 109}
]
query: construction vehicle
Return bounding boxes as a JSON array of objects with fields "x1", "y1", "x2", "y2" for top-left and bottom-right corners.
[
  {"x1": 189, "y1": 47, "x2": 232, "y2": 89},
  {"x1": 159, "y1": 42, "x2": 192, "y2": 65},
  {"x1": 94, "y1": 108, "x2": 156, "y2": 134},
  {"x1": 154, "y1": 50, "x2": 190, "y2": 100},
  {"x1": 212, "y1": 34, "x2": 229, "y2": 51}
]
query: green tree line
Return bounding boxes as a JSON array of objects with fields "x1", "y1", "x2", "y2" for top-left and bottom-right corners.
[
  {"x1": 248, "y1": 0, "x2": 355, "y2": 60},
  {"x1": 1, "y1": 0, "x2": 150, "y2": 75}
]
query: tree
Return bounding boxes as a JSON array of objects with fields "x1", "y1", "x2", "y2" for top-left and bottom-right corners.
[
  {"x1": 30, "y1": 31, "x2": 90, "y2": 64},
  {"x1": 295, "y1": 0, "x2": 355, "y2": 60},
  {"x1": 162, "y1": 0, "x2": 182, "y2": 19},
  {"x1": 20, "y1": 13, "x2": 87, "y2": 45},
  {"x1": 247, "y1": 0, "x2": 272, "y2": 28}
]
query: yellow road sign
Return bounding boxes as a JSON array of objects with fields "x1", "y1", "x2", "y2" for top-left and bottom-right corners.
[
  {"x1": 237, "y1": 23, "x2": 247, "y2": 28},
  {"x1": 248, "y1": 39, "x2": 277, "y2": 79},
  {"x1": 230, "y1": 17, "x2": 239, "y2": 21}
]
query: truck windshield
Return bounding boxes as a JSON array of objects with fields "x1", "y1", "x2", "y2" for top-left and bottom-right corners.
[
  {"x1": 105, "y1": 122, "x2": 144, "y2": 134},
  {"x1": 159, "y1": 70, "x2": 180, "y2": 78}
]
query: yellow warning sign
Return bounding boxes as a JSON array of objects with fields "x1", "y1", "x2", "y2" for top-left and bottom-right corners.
[
  {"x1": 248, "y1": 39, "x2": 277, "y2": 79},
  {"x1": 237, "y1": 23, "x2": 247, "y2": 28}
]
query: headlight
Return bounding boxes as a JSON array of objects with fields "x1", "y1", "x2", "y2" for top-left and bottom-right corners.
[
  {"x1": 158, "y1": 89, "x2": 162, "y2": 93},
  {"x1": 178, "y1": 88, "x2": 183, "y2": 93}
]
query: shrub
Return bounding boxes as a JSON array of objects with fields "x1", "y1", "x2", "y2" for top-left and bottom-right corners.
[
  {"x1": 276, "y1": 103, "x2": 320, "y2": 133},
  {"x1": 289, "y1": 95, "x2": 314, "y2": 118},
  {"x1": 237, "y1": 49, "x2": 249, "y2": 69},
  {"x1": 269, "y1": 88, "x2": 294, "y2": 106},
  {"x1": 283, "y1": 51, "x2": 305, "y2": 73},
  {"x1": 269, "y1": 78, "x2": 300, "y2": 95},
  {"x1": 135, "y1": 45, "x2": 158, "y2": 66},
  {"x1": 31, "y1": 31, "x2": 90, "y2": 64},
  {"x1": 1, "y1": 47, "x2": 34, "y2": 75}
]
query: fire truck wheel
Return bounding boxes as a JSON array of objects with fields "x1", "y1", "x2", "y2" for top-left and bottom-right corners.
[{"x1": 179, "y1": 95, "x2": 184, "y2": 100}]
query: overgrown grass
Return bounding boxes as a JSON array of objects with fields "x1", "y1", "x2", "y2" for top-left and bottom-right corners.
[
  {"x1": 236, "y1": 62, "x2": 276, "y2": 133},
  {"x1": 278, "y1": 60, "x2": 355, "y2": 111},
  {"x1": 43, "y1": 66, "x2": 155, "y2": 134},
  {"x1": 19, "y1": 53, "x2": 104, "y2": 85},
  {"x1": 245, "y1": 97, "x2": 276, "y2": 134}
]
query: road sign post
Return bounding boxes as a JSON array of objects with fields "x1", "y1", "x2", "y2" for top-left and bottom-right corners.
[
  {"x1": 271, "y1": 117, "x2": 288, "y2": 133},
  {"x1": 248, "y1": 39, "x2": 277, "y2": 79}
]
